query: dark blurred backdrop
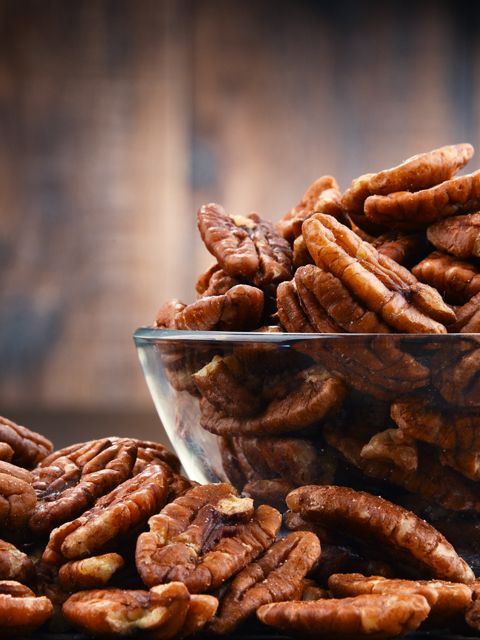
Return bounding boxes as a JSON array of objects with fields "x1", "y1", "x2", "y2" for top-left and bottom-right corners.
[{"x1": 1, "y1": 0, "x2": 480, "y2": 444}]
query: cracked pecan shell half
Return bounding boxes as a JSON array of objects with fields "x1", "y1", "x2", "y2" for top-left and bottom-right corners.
[
  {"x1": 198, "y1": 203, "x2": 292, "y2": 286},
  {"x1": 257, "y1": 593, "x2": 430, "y2": 638},
  {"x1": 413, "y1": 251, "x2": 480, "y2": 303},
  {"x1": 0, "y1": 580, "x2": 53, "y2": 637},
  {"x1": 208, "y1": 531, "x2": 321, "y2": 634},
  {"x1": 328, "y1": 573, "x2": 472, "y2": 627},
  {"x1": 29, "y1": 438, "x2": 138, "y2": 536},
  {"x1": 42, "y1": 464, "x2": 170, "y2": 565},
  {"x1": 303, "y1": 213, "x2": 454, "y2": 332},
  {"x1": 58, "y1": 553, "x2": 124, "y2": 592},
  {"x1": 364, "y1": 169, "x2": 480, "y2": 230},
  {"x1": 0, "y1": 416, "x2": 53, "y2": 469},
  {"x1": 287, "y1": 485, "x2": 474, "y2": 583},
  {"x1": 136, "y1": 483, "x2": 281, "y2": 593},
  {"x1": 62, "y1": 582, "x2": 217, "y2": 639},
  {"x1": 199, "y1": 365, "x2": 345, "y2": 435},
  {"x1": 427, "y1": 212, "x2": 480, "y2": 259}
]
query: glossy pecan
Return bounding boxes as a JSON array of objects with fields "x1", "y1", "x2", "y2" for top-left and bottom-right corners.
[
  {"x1": 195, "y1": 263, "x2": 240, "y2": 297},
  {"x1": 276, "y1": 175, "x2": 339, "y2": 243},
  {"x1": 209, "y1": 531, "x2": 321, "y2": 634},
  {"x1": 427, "y1": 212, "x2": 480, "y2": 259},
  {"x1": 0, "y1": 445, "x2": 13, "y2": 463},
  {"x1": 360, "y1": 428, "x2": 418, "y2": 473},
  {"x1": 328, "y1": 573, "x2": 472, "y2": 627},
  {"x1": 58, "y1": 553, "x2": 124, "y2": 591},
  {"x1": 0, "y1": 580, "x2": 53, "y2": 637},
  {"x1": 303, "y1": 213, "x2": 454, "y2": 332},
  {"x1": 198, "y1": 203, "x2": 292, "y2": 287},
  {"x1": 29, "y1": 438, "x2": 138, "y2": 536},
  {"x1": 412, "y1": 251, "x2": 480, "y2": 303},
  {"x1": 287, "y1": 485, "x2": 474, "y2": 582},
  {"x1": 62, "y1": 582, "x2": 217, "y2": 639},
  {"x1": 0, "y1": 416, "x2": 53, "y2": 468},
  {"x1": 199, "y1": 365, "x2": 345, "y2": 435},
  {"x1": 372, "y1": 231, "x2": 430, "y2": 267},
  {"x1": 257, "y1": 593, "x2": 430, "y2": 638},
  {"x1": 0, "y1": 539, "x2": 33, "y2": 583},
  {"x1": 42, "y1": 464, "x2": 170, "y2": 565},
  {"x1": 364, "y1": 169, "x2": 480, "y2": 230},
  {"x1": 451, "y1": 291, "x2": 480, "y2": 332},
  {"x1": 135, "y1": 483, "x2": 281, "y2": 593},
  {"x1": 292, "y1": 235, "x2": 314, "y2": 268},
  {"x1": 0, "y1": 462, "x2": 36, "y2": 534}
]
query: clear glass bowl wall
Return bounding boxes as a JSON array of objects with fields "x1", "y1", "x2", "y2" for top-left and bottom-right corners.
[{"x1": 134, "y1": 328, "x2": 480, "y2": 571}]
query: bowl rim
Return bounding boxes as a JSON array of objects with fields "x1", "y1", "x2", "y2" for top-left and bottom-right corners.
[{"x1": 133, "y1": 326, "x2": 470, "y2": 343}]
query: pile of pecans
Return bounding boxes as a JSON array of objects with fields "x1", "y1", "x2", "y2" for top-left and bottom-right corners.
[{"x1": 1, "y1": 414, "x2": 480, "y2": 639}]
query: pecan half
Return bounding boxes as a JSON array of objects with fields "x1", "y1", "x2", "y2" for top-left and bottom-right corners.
[
  {"x1": 29, "y1": 438, "x2": 138, "y2": 536},
  {"x1": 276, "y1": 175, "x2": 339, "y2": 243},
  {"x1": 427, "y1": 212, "x2": 480, "y2": 259},
  {"x1": 209, "y1": 531, "x2": 321, "y2": 634},
  {"x1": 328, "y1": 573, "x2": 472, "y2": 626},
  {"x1": 303, "y1": 213, "x2": 454, "y2": 332},
  {"x1": 199, "y1": 365, "x2": 345, "y2": 435},
  {"x1": 0, "y1": 416, "x2": 53, "y2": 468},
  {"x1": 0, "y1": 464, "x2": 36, "y2": 533},
  {"x1": 286, "y1": 485, "x2": 474, "y2": 582},
  {"x1": 413, "y1": 251, "x2": 480, "y2": 303},
  {"x1": 135, "y1": 483, "x2": 281, "y2": 593},
  {"x1": 292, "y1": 235, "x2": 314, "y2": 268},
  {"x1": 451, "y1": 291, "x2": 480, "y2": 332},
  {"x1": 372, "y1": 231, "x2": 430, "y2": 267},
  {"x1": 360, "y1": 428, "x2": 418, "y2": 473},
  {"x1": 0, "y1": 580, "x2": 53, "y2": 636},
  {"x1": 257, "y1": 593, "x2": 431, "y2": 638},
  {"x1": 58, "y1": 553, "x2": 124, "y2": 591},
  {"x1": 62, "y1": 582, "x2": 217, "y2": 639},
  {"x1": 0, "y1": 444, "x2": 13, "y2": 463},
  {"x1": 198, "y1": 203, "x2": 292, "y2": 286},
  {"x1": 0, "y1": 539, "x2": 33, "y2": 583},
  {"x1": 42, "y1": 464, "x2": 170, "y2": 565},
  {"x1": 364, "y1": 169, "x2": 480, "y2": 230},
  {"x1": 195, "y1": 263, "x2": 240, "y2": 297}
]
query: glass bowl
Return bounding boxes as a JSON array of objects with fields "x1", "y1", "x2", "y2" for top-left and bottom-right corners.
[{"x1": 133, "y1": 328, "x2": 480, "y2": 568}]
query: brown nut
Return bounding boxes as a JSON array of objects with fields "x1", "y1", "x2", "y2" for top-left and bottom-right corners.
[
  {"x1": 0, "y1": 468, "x2": 36, "y2": 533},
  {"x1": 286, "y1": 485, "x2": 474, "y2": 583},
  {"x1": 0, "y1": 416, "x2": 53, "y2": 469},
  {"x1": 328, "y1": 573, "x2": 472, "y2": 626},
  {"x1": 342, "y1": 143, "x2": 474, "y2": 216},
  {"x1": 29, "y1": 438, "x2": 138, "y2": 536},
  {"x1": 451, "y1": 290, "x2": 480, "y2": 332},
  {"x1": 276, "y1": 175, "x2": 339, "y2": 243},
  {"x1": 292, "y1": 235, "x2": 314, "y2": 268},
  {"x1": 412, "y1": 251, "x2": 480, "y2": 303},
  {"x1": 195, "y1": 263, "x2": 240, "y2": 297},
  {"x1": 62, "y1": 582, "x2": 217, "y2": 639},
  {"x1": 427, "y1": 212, "x2": 480, "y2": 259},
  {"x1": 0, "y1": 445, "x2": 13, "y2": 463},
  {"x1": 42, "y1": 464, "x2": 171, "y2": 565},
  {"x1": 303, "y1": 213, "x2": 454, "y2": 332},
  {"x1": 0, "y1": 580, "x2": 53, "y2": 637},
  {"x1": 372, "y1": 231, "x2": 430, "y2": 267},
  {"x1": 257, "y1": 593, "x2": 431, "y2": 638},
  {"x1": 198, "y1": 203, "x2": 292, "y2": 286},
  {"x1": 58, "y1": 553, "x2": 125, "y2": 591},
  {"x1": 0, "y1": 539, "x2": 33, "y2": 583},
  {"x1": 364, "y1": 169, "x2": 480, "y2": 230},
  {"x1": 314, "y1": 545, "x2": 395, "y2": 586},
  {"x1": 135, "y1": 483, "x2": 281, "y2": 593},
  {"x1": 208, "y1": 531, "x2": 321, "y2": 634},
  {"x1": 199, "y1": 365, "x2": 345, "y2": 435},
  {"x1": 360, "y1": 428, "x2": 418, "y2": 473}
]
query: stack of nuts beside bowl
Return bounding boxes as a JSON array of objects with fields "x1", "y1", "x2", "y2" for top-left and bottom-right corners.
[{"x1": 4, "y1": 143, "x2": 480, "y2": 638}]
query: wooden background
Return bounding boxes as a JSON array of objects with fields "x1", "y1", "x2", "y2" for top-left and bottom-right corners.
[{"x1": 1, "y1": 0, "x2": 480, "y2": 442}]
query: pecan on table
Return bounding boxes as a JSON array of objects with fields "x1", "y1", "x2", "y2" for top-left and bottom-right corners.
[
  {"x1": 135, "y1": 483, "x2": 281, "y2": 593},
  {"x1": 342, "y1": 143, "x2": 474, "y2": 219},
  {"x1": 0, "y1": 416, "x2": 53, "y2": 468},
  {"x1": 303, "y1": 213, "x2": 454, "y2": 332},
  {"x1": 58, "y1": 553, "x2": 124, "y2": 591},
  {"x1": 29, "y1": 438, "x2": 138, "y2": 537},
  {"x1": 198, "y1": 203, "x2": 293, "y2": 287},
  {"x1": 286, "y1": 485, "x2": 474, "y2": 583},
  {"x1": 413, "y1": 251, "x2": 480, "y2": 303},
  {"x1": 199, "y1": 365, "x2": 345, "y2": 436},
  {"x1": 276, "y1": 175, "x2": 339, "y2": 243},
  {"x1": 62, "y1": 582, "x2": 217, "y2": 639},
  {"x1": 0, "y1": 580, "x2": 53, "y2": 637},
  {"x1": 195, "y1": 263, "x2": 240, "y2": 298},
  {"x1": 208, "y1": 531, "x2": 321, "y2": 634},
  {"x1": 257, "y1": 593, "x2": 431, "y2": 638},
  {"x1": 427, "y1": 212, "x2": 480, "y2": 259},
  {"x1": 364, "y1": 169, "x2": 480, "y2": 230},
  {"x1": 42, "y1": 464, "x2": 170, "y2": 566},
  {"x1": 328, "y1": 573, "x2": 472, "y2": 627},
  {"x1": 0, "y1": 462, "x2": 36, "y2": 534},
  {"x1": 0, "y1": 539, "x2": 33, "y2": 583}
]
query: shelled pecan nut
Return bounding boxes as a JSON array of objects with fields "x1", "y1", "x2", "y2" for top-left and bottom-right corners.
[
  {"x1": 412, "y1": 251, "x2": 480, "y2": 303},
  {"x1": 0, "y1": 416, "x2": 53, "y2": 468},
  {"x1": 0, "y1": 580, "x2": 53, "y2": 636},
  {"x1": 58, "y1": 553, "x2": 124, "y2": 591},
  {"x1": 427, "y1": 212, "x2": 480, "y2": 259},
  {"x1": 0, "y1": 539, "x2": 34, "y2": 583}
]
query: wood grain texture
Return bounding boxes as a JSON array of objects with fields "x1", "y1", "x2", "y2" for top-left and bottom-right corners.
[{"x1": 1, "y1": 0, "x2": 480, "y2": 409}]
